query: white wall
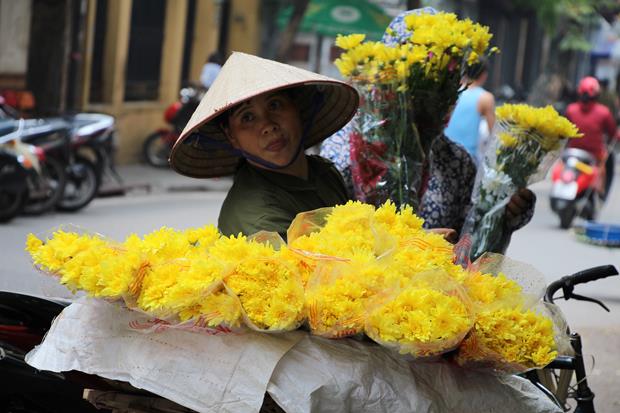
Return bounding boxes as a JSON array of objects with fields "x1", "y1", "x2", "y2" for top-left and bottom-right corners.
[{"x1": 0, "y1": 0, "x2": 32, "y2": 75}]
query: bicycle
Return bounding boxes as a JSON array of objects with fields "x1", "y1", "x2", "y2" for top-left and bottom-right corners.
[{"x1": 524, "y1": 264, "x2": 619, "y2": 413}]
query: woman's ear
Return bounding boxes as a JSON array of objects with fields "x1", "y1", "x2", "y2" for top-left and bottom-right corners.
[{"x1": 223, "y1": 126, "x2": 240, "y2": 149}]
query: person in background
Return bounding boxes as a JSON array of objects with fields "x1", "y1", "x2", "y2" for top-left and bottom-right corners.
[
  {"x1": 170, "y1": 52, "x2": 358, "y2": 239},
  {"x1": 321, "y1": 8, "x2": 535, "y2": 252},
  {"x1": 565, "y1": 76, "x2": 618, "y2": 199},
  {"x1": 200, "y1": 52, "x2": 223, "y2": 89},
  {"x1": 444, "y1": 59, "x2": 495, "y2": 162}
]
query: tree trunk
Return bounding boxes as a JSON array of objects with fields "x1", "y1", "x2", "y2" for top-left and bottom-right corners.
[{"x1": 275, "y1": 0, "x2": 310, "y2": 62}]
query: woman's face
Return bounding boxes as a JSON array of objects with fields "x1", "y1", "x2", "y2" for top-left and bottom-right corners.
[{"x1": 225, "y1": 91, "x2": 303, "y2": 167}]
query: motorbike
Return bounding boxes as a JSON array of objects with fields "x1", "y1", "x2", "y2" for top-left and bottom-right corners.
[
  {"x1": 0, "y1": 120, "x2": 62, "y2": 219},
  {"x1": 143, "y1": 85, "x2": 205, "y2": 167},
  {"x1": 1, "y1": 98, "x2": 120, "y2": 212},
  {"x1": 13, "y1": 118, "x2": 71, "y2": 215},
  {"x1": 550, "y1": 148, "x2": 602, "y2": 229},
  {"x1": 57, "y1": 113, "x2": 121, "y2": 211},
  {"x1": 0, "y1": 123, "x2": 31, "y2": 223}
]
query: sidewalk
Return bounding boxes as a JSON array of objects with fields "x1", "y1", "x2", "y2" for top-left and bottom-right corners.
[{"x1": 100, "y1": 163, "x2": 233, "y2": 196}]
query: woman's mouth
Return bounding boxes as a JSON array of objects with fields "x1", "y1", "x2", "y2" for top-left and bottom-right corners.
[{"x1": 265, "y1": 138, "x2": 287, "y2": 152}]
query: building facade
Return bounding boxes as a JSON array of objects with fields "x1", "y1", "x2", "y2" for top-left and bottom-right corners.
[{"x1": 0, "y1": 0, "x2": 262, "y2": 163}]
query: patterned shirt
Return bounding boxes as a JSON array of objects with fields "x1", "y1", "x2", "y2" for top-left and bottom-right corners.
[{"x1": 320, "y1": 123, "x2": 476, "y2": 232}]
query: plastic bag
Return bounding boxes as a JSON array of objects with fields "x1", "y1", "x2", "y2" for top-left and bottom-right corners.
[
  {"x1": 218, "y1": 231, "x2": 306, "y2": 333},
  {"x1": 455, "y1": 254, "x2": 571, "y2": 373},
  {"x1": 224, "y1": 256, "x2": 305, "y2": 333},
  {"x1": 460, "y1": 114, "x2": 573, "y2": 260},
  {"x1": 26, "y1": 224, "x2": 142, "y2": 302},
  {"x1": 304, "y1": 254, "x2": 399, "y2": 338},
  {"x1": 365, "y1": 271, "x2": 474, "y2": 358},
  {"x1": 287, "y1": 203, "x2": 397, "y2": 260},
  {"x1": 455, "y1": 301, "x2": 570, "y2": 374},
  {"x1": 349, "y1": 86, "x2": 424, "y2": 209}
]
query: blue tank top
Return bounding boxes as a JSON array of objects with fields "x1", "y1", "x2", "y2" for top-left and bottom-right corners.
[{"x1": 444, "y1": 86, "x2": 485, "y2": 158}]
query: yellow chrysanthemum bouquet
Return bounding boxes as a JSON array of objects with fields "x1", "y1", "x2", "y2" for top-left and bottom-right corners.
[
  {"x1": 334, "y1": 10, "x2": 495, "y2": 208},
  {"x1": 26, "y1": 226, "x2": 305, "y2": 333},
  {"x1": 455, "y1": 254, "x2": 570, "y2": 372},
  {"x1": 288, "y1": 201, "x2": 568, "y2": 363},
  {"x1": 461, "y1": 104, "x2": 583, "y2": 259}
]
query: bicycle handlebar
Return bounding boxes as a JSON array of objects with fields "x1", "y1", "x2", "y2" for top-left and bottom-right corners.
[{"x1": 545, "y1": 265, "x2": 619, "y2": 304}]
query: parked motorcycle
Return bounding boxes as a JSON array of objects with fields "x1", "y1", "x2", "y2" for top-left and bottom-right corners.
[
  {"x1": 15, "y1": 118, "x2": 71, "y2": 215},
  {"x1": 58, "y1": 113, "x2": 121, "y2": 211},
  {"x1": 143, "y1": 85, "x2": 205, "y2": 167},
  {"x1": 0, "y1": 120, "x2": 62, "y2": 219},
  {"x1": 0, "y1": 123, "x2": 31, "y2": 222},
  {"x1": 1, "y1": 97, "x2": 120, "y2": 212},
  {"x1": 550, "y1": 147, "x2": 602, "y2": 229}
]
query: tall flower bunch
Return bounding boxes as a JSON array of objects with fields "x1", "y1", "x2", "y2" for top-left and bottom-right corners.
[
  {"x1": 334, "y1": 12, "x2": 495, "y2": 208},
  {"x1": 335, "y1": 35, "x2": 420, "y2": 208},
  {"x1": 401, "y1": 12, "x2": 495, "y2": 145},
  {"x1": 461, "y1": 104, "x2": 582, "y2": 259}
]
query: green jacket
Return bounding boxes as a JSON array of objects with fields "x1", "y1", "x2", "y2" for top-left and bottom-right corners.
[{"x1": 218, "y1": 155, "x2": 349, "y2": 239}]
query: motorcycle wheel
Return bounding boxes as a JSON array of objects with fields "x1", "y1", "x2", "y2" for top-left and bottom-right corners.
[
  {"x1": 57, "y1": 157, "x2": 99, "y2": 212},
  {"x1": 0, "y1": 189, "x2": 26, "y2": 223},
  {"x1": 143, "y1": 131, "x2": 173, "y2": 167},
  {"x1": 559, "y1": 208, "x2": 576, "y2": 229},
  {"x1": 23, "y1": 156, "x2": 67, "y2": 215}
]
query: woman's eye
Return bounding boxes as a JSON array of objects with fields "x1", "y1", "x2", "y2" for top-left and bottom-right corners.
[
  {"x1": 269, "y1": 99, "x2": 283, "y2": 110},
  {"x1": 241, "y1": 112, "x2": 254, "y2": 123}
]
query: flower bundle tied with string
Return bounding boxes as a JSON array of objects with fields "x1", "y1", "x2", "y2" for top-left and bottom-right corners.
[
  {"x1": 460, "y1": 104, "x2": 582, "y2": 260},
  {"x1": 334, "y1": 12, "x2": 495, "y2": 209}
]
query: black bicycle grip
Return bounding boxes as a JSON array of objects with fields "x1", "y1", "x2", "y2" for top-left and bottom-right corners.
[
  {"x1": 569, "y1": 265, "x2": 618, "y2": 285},
  {"x1": 545, "y1": 265, "x2": 618, "y2": 303}
]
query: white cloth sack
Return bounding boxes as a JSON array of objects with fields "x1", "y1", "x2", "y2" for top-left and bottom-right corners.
[
  {"x1": 26, "y1": 297, "x2": 303, "y2": 413},
  {"x1": 268, "y1": 336, "x2": 561, "y2": 413},
  {"x1": 27, "y1": 297, "x2": 561, "y2": 413}
]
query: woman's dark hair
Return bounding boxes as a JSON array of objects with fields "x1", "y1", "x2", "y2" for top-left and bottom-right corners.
[
  {"x1": 466, "y1": 58, "x2": 488, "y2": 81},
  {"x1": 208, "y1": 52, "x2": 223, "y2": 65}
]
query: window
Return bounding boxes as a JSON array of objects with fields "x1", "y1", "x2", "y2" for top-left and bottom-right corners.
[
  {"x1": 89, "y1": 0, "x2": 107, "y2": 103},
  {"x1": 180, "y1": 0, "x2": 196, "y2": 87},
  {"x1": 124, "y1": 0, "x2": 166, "y2": 101}
]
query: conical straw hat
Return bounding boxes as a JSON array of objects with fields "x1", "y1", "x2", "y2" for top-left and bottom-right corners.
[{"x1": 169, "y1": 52, "x2": 359, "y2": 178}]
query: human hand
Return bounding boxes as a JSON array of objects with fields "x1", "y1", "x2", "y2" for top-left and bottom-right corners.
[
  {"x1": 429, "y1": 227, "x2": 458, "y2": 244},
  {"x1": 505, "y1": 188, "x2": 536, "y2": 225}
]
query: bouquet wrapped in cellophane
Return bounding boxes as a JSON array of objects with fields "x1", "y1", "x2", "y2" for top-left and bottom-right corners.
[
  {"x1": 460, "y1": 104, "x2": 582, "y2": 260},
  {"x1": 27, "y1": 201, "x2": 568, "y2": 370},
  {"x1": 334, "y1": 11, "x2": 496, "y2": 208},
  {"x1": 26, "y1": 225, "x2": 304, "y2": 333},
  {"x1": 455, "y1": 253, "x2": 571, "y2": 373}
]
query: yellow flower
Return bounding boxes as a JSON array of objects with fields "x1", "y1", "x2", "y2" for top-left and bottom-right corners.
[
  {"x1": 457, "y1": 307, "x2": 558, "y2": 370},
  {"x1": 461, "y1": 271, "x2": 523, "y2": 310},
  {"x1": 366, "y1": 277, "x2": 472, "y2": 356},
  {"x1": 335, "y1": 33, "x2": 366, "y2": 50},
  {"x1": 226, "y1": 256, "x2": 304, "y2": 331},
  {"x1": 178, "y1": 290, "x2": 242, "y2": 327},
  {"x1": 498, "y1": 132, "x2": 518, "y2": 148},
  {"x1": 496, "y1": 104, "x2": 582, "y2": 149},
  {"x1": 305, "y1": 254, "x2": 396, "y2": 337}
]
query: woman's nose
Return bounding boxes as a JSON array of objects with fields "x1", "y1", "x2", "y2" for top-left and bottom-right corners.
[{"x1": 261, "y1": 118, "x2": 279, "y2": 135}]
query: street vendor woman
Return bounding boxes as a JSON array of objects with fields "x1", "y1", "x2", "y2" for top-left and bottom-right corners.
[{"x1": 169, "y1": 52, "x2": 358, "y2": 238}]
